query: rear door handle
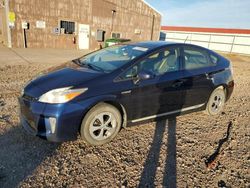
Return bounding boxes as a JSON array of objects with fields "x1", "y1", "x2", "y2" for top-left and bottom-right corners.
[{"x1": 206, "y1": 69, "x2": 224, "y2": 79}]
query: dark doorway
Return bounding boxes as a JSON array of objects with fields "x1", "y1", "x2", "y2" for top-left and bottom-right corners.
[{"x1": 0, "y1": 4, "x2": 6, "y2": 45}]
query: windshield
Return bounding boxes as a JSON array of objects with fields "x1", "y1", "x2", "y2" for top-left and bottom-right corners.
[{"x1": 78, "y1": 45, "x2": 149, "y2": 73}]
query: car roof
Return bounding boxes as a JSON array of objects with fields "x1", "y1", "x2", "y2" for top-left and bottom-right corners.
[
  {"x1": 130, "y1": 41, "x2": 178, "y2": 50},
  {"x1": 129, "y1": 41, "x2": 212, "y2": 51}
]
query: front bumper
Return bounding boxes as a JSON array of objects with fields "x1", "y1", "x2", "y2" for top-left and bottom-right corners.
[{"x1": 19, "y1": 96, "x2": 92, "y2": 142}]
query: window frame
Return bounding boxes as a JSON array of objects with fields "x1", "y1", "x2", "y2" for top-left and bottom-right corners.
[
  {"x1": 181, "y1": 45, "x2": 216, "y2": 71},
  {"x1": 115, "y1": 46, "x2": 181, "y2": 82},
  {"x1": 60, "y1": 20, "x2": 75, "y2": 35},
  {"x1": 111, "y1": 32, "x2": 121, "y2": 39}
]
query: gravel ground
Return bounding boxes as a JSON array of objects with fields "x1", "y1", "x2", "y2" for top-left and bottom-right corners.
[{"x1": 0, "y1": 53, "x2": 249, "y2": 188}]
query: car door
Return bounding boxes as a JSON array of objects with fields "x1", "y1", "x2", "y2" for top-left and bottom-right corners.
[
  {"x1": 180, "y1": 45, "x2": 217, "y2": 108},
  {"x1": 116, "y1": 47, "x2": 185, "y2": 122}
]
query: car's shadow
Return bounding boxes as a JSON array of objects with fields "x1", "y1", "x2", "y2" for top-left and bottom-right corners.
[
  {"x1": 138, "y1": 118, "x2": 177, "y2": 188},
  {"x1": 0, "y1": 125, "x2": 59, "y2": 188}
]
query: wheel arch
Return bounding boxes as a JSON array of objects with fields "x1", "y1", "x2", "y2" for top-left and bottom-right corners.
[
  {"x1": 205, "y1": 84, "x2": 227, "y2": 115},
  {"x1": 212, "y1": 77, "x2": 234, "y2": 102},
  {"x1": 209, "y1": 84, "x2": 227, "y2": 99},
  {"x1": 78, "y1": 95, "x2": 128, "y2": 133},
  {"x1": 103, "y1": 100, "x2": 128, "y2": 128},
  {"x1": 205, "y1": 84, "x2": 227, "y2": 108},
  {"x1": 216, "y1": 84, "x2": 228, "y2": 100}
]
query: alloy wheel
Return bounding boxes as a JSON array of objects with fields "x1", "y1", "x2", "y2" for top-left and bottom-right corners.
[
  {"x1": 210, "y1": 91, "x2": 225, "y2": 113},
  {"x1": 89, "y1": 112, "x2": 117, "y2": 141}
]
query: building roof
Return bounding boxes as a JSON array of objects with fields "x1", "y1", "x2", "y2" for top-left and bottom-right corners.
[
  {"x1": 142, "y1": 0, "x2": 162, "y2": 16},
  {"x1": 161, "y1": 26, "x2": 250, "y2": 35}
]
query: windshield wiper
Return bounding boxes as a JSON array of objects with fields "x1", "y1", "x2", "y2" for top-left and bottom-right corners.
[
  {"x1": 85, "y1": 63, "x2": 105, "y2": 72},
  {"x1": 72, "y1": 59, "x2": 82, "y2": 66},
  {"x1": 73, "y1": 59, "x2": 105, "y2": 73}
]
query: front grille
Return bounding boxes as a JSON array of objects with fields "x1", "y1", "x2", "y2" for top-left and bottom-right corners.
[{"x1": 22, "y1": 93, "x2": 38, "y2": 102}]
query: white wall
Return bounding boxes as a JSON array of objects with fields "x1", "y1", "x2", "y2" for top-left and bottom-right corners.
[{"x1": 161, "y1": 30, "x2": 250, "y2": 55}]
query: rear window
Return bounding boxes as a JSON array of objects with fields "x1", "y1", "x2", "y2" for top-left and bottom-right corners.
[
  {"x1": 184, "y1": 47, "x2": 215, "y2": 70},
  {"x1": 210, "y1": 54, "x2": 219, "y2": 64}
]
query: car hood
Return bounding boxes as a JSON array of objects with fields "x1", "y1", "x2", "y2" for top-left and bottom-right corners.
[{"x1": 24, "y1": 61, "x2": 104, "y2": 98}]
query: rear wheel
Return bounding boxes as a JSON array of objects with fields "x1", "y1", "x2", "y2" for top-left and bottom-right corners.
[
  {"x1": 205, "y1": 87, "x2": 226, "y2": 115},
  {"x1": 80, "y1": 103, "x2": 121, "y2": 145}
]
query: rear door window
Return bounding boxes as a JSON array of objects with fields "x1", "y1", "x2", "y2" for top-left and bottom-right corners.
[{"x1": 183, "y1": 47, "x2": 215, "y2": 70}]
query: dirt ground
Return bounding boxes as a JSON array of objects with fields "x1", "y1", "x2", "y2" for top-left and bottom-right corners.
[{"x1": 0, "y1": 49, "x2": 249, "y2": 188}]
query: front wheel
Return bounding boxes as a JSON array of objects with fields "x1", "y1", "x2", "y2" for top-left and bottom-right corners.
[
  {"x1": 80, "y1": 103, "x2": 122, "y2": 145},
  {"x1": 205, "y1": 87, "x2": 226, "y2": 115}
]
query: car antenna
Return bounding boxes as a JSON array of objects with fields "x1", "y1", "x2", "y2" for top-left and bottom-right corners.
[{"x1": 184, "y1": 36, "x2": 189, "y2": 43}]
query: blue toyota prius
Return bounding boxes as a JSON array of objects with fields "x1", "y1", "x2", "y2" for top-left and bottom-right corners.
[{"x1": 19, "y1": 41, "x2": 234, "y2": 145}]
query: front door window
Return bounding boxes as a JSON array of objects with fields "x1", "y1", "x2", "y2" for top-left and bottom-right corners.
[{"x1": 120, "y1": 47, "x2": 180, "y2": 80}]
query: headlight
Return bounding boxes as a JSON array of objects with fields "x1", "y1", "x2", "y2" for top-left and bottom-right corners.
[{"x1": 39, "y1": 87, "x2": 88, "y2": 104}]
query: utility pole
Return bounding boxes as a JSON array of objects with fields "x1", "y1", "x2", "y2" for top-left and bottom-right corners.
[{"x1": 5, "y1": 0, "x2": 12, "y2": 48}]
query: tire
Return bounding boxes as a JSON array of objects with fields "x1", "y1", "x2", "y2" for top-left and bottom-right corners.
[
  {"x1": 205, "y1": 87, "x2": 226, "y2": 115},
  {"x1": 80, "y1": 103, "x2": 122, "y2": 145}
]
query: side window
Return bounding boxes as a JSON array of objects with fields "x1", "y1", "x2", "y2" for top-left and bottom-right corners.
[
  {"x1": 184, "y1": 47, "x2": 215, "y2": 70},
  {"x1": 120, "y1": 48, "x2": 179, "y2": 80}
]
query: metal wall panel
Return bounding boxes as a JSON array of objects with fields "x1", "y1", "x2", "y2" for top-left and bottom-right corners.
[
  {"x1": 8, "y1": 0, "x2": 161, "y2": 49},
  {"x1": 162, "y1": 30, "x2": 250, "y2": 55}
]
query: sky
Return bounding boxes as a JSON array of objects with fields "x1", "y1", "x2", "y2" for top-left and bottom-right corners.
[{"x1": 145, "y1": 0, "x2": 250, "y2": 29}]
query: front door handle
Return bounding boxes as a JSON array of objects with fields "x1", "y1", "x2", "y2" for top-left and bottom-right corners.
[
  {"x1": 172, "y1": 80, "x2": 184, "y2": 88},
  {"x1": 205, "y1": 73, "x2": 213, "y2": 79}
]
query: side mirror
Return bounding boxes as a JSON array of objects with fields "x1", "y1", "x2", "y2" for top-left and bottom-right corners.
[
  {"x1": 138, "y1": 71, "x2": 154, "y2": 80},
  {"x1": 133, "y1": 71, "x2": 154, "y2": 84}
]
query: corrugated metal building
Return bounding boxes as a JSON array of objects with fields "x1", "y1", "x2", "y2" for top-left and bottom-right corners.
[
  {"x1": 161, "y1": 26, "x2": 250, "y2": 55},
  {"x1": 0, "y1": 0, "x2": 161, "y2": 50}
]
